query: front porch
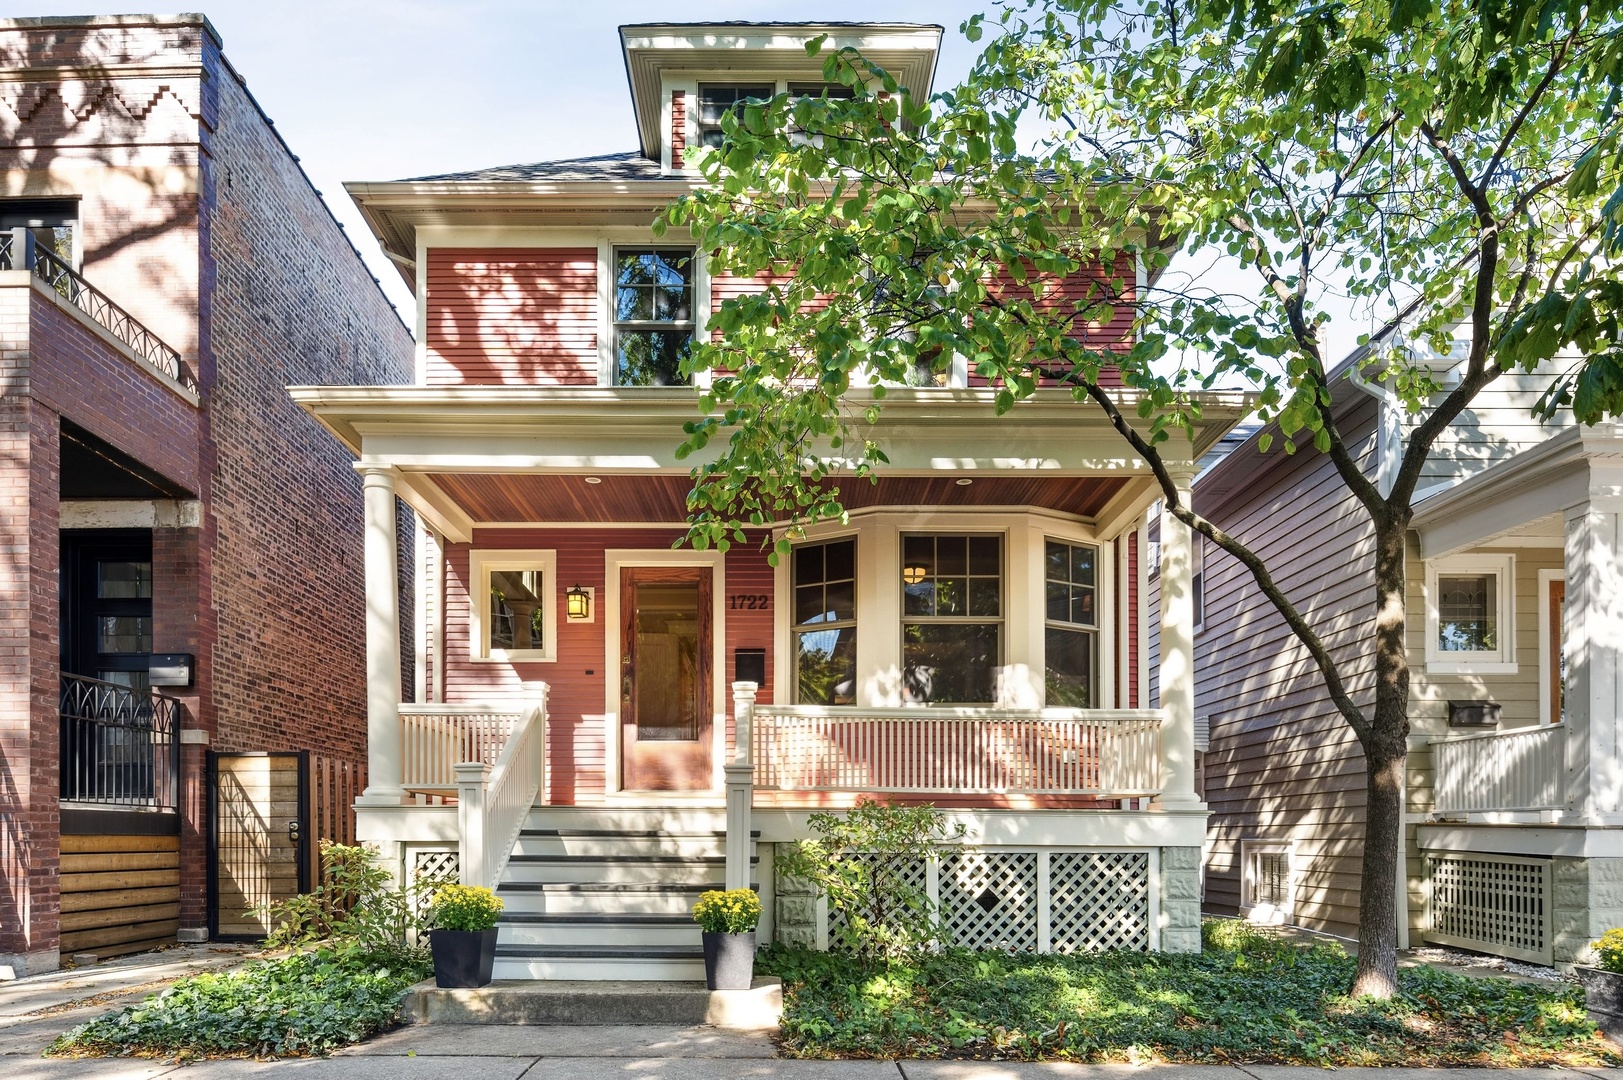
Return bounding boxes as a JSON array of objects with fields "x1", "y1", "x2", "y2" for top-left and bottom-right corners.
[{"x1": 292, "y1": 385, "x2": 1245, "y2": 977}]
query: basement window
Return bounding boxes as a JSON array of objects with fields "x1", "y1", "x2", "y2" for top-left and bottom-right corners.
[{"x1": 1240, "y1": 840, "x2": 1295, "y2": 923}]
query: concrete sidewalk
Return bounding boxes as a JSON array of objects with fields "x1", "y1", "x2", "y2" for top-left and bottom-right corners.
[{"x1": 4, "y1": 1021, "x2": 1623, "y2": 1079}]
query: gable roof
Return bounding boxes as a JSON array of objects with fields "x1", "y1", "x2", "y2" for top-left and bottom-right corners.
[{"x1": 404, "y1": 152, "x2": 664, "y2": 184}]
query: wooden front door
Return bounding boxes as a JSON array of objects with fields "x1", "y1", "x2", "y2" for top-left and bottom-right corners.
[
  {"x1": 209, "y1": 751, "x2": 308, "y2": 939},
  {"x1": 620, "y1": 566, "x2": 713, "y2": 791}
]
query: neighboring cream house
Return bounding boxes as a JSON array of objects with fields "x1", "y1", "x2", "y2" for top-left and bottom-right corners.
[
  {"x1": 290, "y1": 21, "x2": 1249, "y2": 980},
  {"x1": 1191, "y1": 320, "x2": 1614, "y2": 966}
]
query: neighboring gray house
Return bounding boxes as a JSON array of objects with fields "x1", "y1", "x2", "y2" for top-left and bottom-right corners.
[{"x1": 1171, "y1": 329, "x2": 1619, "y2": 967}]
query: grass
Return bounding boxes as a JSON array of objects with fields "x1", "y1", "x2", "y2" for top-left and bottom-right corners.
[
  {"x1": 47, "y1": 946, "x2": 430, "y2": 1060},
  {"x1": 757, "y1": 920, "x2": 1623, "y2": 1065}
]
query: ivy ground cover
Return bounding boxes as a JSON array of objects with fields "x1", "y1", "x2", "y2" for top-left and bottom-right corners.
[{"x1": 759, "y1": 921, "x2": 1621, "y2": 1066}]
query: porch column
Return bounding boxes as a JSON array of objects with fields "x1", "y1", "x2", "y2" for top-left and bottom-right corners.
[
  {"x1": 356, "y1": 463, "x2": 405, "y2": 806},
  {"x1": 1157, "y1": 468, "x2": 1201, "y2": 807},
  {"x1": 1564, "y1": 471, "x2": 1623, "y2": 821}
]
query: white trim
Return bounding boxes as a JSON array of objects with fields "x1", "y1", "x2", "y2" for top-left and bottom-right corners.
[
  {"x1": 1137, "y1": 515, "x2": 1150, "y2": 709},
  {"x1": 603, "y1": 548, "x2": 728, "y2": 797},
  {"x1": 468, "y1": 548, "x2": 559, "y2": 663},
  {"x1": 1239, "y1": 838, "x2": 1296, "y2": 923},
  {"x1": 1539, "y1": 568, "x2": 1567, "y2": 726},
  {"x1": 414, "y1": 517, "x2": 428, "y2": 704},
  {"x1": 431, "y1": 530, "x2": 446, "y2": 703},
  {"x1": 1190, "y1": 533, "x2": 1205, "y2": 634},
  {"x1": 1424, "y1": 553, "x2": 1517, "y2": 673}
]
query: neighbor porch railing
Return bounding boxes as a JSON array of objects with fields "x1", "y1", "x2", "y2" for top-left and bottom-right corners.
[
  {"x1": 750, "y1": 704, "x2": 1164, "y2": 796},
  {"x1": 1, "y1": 227, "x2": 195, "y2": 393},
  {"x1": 1433, "y1": 723, "x2": 1565, "y2": 814},
  {"x1": 59, "y1": 673, "x2": 181, "y2": 811},
  {"x1": 446, "y1": 693, "x2": 548, "y2": 890}
]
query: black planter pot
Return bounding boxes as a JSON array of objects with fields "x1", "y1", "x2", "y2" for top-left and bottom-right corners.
[
  {"x1": 430, "y1": 927, "x2": 499, "y2": 989},
  {"x1": 701, "y1": 930, "x2": 756, "y2": 990},
  {"x1": 1577, "y1": 966, "x2": 1623, "y2": 1041}
]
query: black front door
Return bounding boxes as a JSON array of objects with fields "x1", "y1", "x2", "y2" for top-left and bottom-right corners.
[{"x1": 61, "y1": 530, "x2": 154, "y2": 690}]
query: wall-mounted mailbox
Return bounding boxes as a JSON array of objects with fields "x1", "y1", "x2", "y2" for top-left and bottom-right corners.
[
  {"x1": 149, "y1": 653, "x2": 195, "y2": 688},
  {"x1": 1448, "y1": 700, "x2": 1501, "y2": 728},
  {"x1": 735, "y1": 648, "x2": 766, "y2": 687}
]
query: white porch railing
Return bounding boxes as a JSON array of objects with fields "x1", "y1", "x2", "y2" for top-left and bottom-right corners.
[
  {"x1": 444, "y1": 693, "x2": 547, "y2": 890},
  {"x1": 401, "y1": 704, "x2": 527, "y2": 795},
  {"x1": 1433, "y1": 723, "x2": 1564, "y2": 814},
  {"x1": 750, "y1": 705, "x2": 1164, "y2": 796}
]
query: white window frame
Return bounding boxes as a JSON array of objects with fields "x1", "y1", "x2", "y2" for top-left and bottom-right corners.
[
  {"x1": 1042, "y1": 535, "x2": 1102, "y2": 709},
  {"x1": 1424, "y1": 553, "x2": 1516, "y2": 674},
  {"x1": 1239, "y1": 839, "x2": 1295, "y2": 923},
  {"x1": 1191, "y1": 534, "x2": 1205, "y2": 634},
  {"x1": 468, "y1": 549, "x2": 558, "y2": 663}
]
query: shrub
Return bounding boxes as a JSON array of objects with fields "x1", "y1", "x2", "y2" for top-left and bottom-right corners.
[
  {"x1": 48, "y1": 947, "x2": 427, "y2": 1059},
  {"x1": 1592, "y1": 928, "x2": 1623, "y2": 973},
  {"x1": 430, "y1": 884, "x2": 504, "y2": 932},
  {"x1": 262, "y1": 841, "x2": 445, "y2": 966},
  {"x1": 693, "y1": 888, "x2": 762, "y2": 933},
  {"x1": 774, "y1": 796, "x2": 966, "y2": 961}
]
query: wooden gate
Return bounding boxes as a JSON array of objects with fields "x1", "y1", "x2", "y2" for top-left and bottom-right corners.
[{"x1": 208, "y1": 751, "x2": 308, "y2": 940}]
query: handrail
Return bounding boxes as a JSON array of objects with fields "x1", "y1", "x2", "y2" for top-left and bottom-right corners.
[
  {"x1": 59, "y1": 673, "x2": 182, "y2": 811},
  {"x1": 1, "y1": 228, "x2": 196, "y2": 393},
  {"x1": 401, "y1": 703, "x2": 525, "y2": 794},
  {"x1": 1434, "y1": 723, "x2": 1564, "y2": 814},
  {"x1": 750, "y1": 704, "x2": 1163, "y2": 796},
  {"x1": 456, "y1": 690, "x2": 548, "y2": 889}
]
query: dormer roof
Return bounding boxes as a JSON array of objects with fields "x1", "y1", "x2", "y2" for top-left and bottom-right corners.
[{"x1": 619, "y1": 21, "x2": 943, "y2": 161}]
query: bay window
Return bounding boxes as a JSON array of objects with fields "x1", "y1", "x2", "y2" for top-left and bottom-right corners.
[
  {"x1": 1044, "y1": 538, "x2": 1099, "y2": 707},
  {"x1": 901, "y1": 534, "x2": 1002, "y2": 704},
  {"x1": 792, "y1": 538, "x2": 857, "y2": 705}
]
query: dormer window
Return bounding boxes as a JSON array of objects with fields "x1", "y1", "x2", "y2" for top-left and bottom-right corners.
[
  {"x1": 614, "y1": 248, "x2": 695, "y2": 386},
  {"x1": 697, "y1": 85, "x2": 773, "y2": 149}
]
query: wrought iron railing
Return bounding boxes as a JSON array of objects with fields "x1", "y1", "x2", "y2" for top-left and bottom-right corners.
[
  {"x1": 2, "y1": 228, "x2": 196, "y2": 394},
  {"x1": 59, "y1": 673, "x2": 181, "y2": 811}
]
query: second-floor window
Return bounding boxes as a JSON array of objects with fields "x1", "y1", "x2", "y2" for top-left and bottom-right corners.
[
  {"x1": 614, "y1": 248, "x2": 694, "y2": 386},
  {"x1": 697, "y1": 85, "x2": 774, "y2": 149}
]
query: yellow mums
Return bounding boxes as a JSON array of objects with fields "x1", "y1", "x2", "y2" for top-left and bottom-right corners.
[
  {"x1": 430, "y1": 884, "x2": 504, "y2": 932},
  {"x1": 692, "y1": 888, "x2": 761, "y2": 934}
]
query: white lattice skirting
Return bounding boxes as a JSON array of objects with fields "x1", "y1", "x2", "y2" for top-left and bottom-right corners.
[
  {"x1": 828, "y1": 850, "x2": 1154, "y2": 953},
  {"x1": 409, "y1": 848, "x2": 461, "y2": 914},
  {"x1": 1424, "y1": 853, "x2": 1551, "y2": 965}
]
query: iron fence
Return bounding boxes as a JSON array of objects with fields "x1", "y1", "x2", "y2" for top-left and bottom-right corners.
[
  {"x1": 2, "y1": 227, "x2": 196, "y2": 393},
  {"x1": 59, "y1": 673, "x2": 181, "y2": 811}
]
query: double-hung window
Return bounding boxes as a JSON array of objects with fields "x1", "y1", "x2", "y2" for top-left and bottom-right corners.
[
  {"x1": 613, "y1": 248, "x2": 694, "y2": 386},
  {"x1": 792, "y1": 538, "x2": 857, "y2": 705},
  {"x1": 1424, "y1": 553, "x2": 1516, "y2": 672},
  {"x1": 1044, "y1": 539, "x2": 1099, "y2": 707},
  {"x1": 901, "y1": 534, "x2": 1002, "y2": 704},
  {"x1": 697, "y1": 85, "x2": 774, "y2": 149}
]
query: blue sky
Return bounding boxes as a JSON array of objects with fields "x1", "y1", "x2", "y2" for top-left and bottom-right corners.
[{"x1": 26, "y1": 1, "x2": 1379, "y2": 359}]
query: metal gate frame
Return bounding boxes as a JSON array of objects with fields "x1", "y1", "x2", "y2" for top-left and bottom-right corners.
[{"x1": 207, "y1": 750, "x2": 310, "y2": 942}]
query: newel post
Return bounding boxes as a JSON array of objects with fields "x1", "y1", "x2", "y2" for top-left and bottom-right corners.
[
  {"x1": 725, "y1": 681, "x2": 758, "y2": 892},
  {"x1": 455, "y1": 761, "x2": 491, "y2": 887}
]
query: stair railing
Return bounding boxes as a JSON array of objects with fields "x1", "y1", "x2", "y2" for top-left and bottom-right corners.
[{"x1": 456, "y1": 688, "x2": 548, "y2": 889}]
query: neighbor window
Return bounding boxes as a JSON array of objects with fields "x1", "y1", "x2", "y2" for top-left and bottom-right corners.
[
  {"x1": 1425, "y1": 554, "x2": 1515, "y2": 672},
  {"x1": 1241, "y1": 841, "x2": 1294, "y2": 920},
  {"x1": 697, "y1": 85, "x2": 774, "y2": 149},
  {"x1": 0, "y1": 198, "x2": 77, "y2": 267},
  {"x1": 792, "y1": 538, "x2": 857, "y2": 706},
  {"x1": 613, "y1": 248, "x2": 694, "y2": 386},
  {"x1": 1044, "y1": 539, "x2": 1098, "y2": 708},
  {"x1": 901, "y1": 534, "x2": 1002, "y2": 704},
  {"x1": 470, "y1": 550, "x2": 558, "y2": 662}
]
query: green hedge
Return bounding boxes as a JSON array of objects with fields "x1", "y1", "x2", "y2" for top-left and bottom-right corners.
[{"x1": 49, "y1": 947, "x2": 428, "y2": 1059}]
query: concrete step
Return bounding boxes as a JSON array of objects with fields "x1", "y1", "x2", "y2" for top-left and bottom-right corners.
[
  {"x1": 496, "y1": 880, "x2": 744, "y2": 915},
  {"x1": 501, "y1": 853, "x2": 752, "y2": 885},
  {"x1": 522, "y1": 808, "x2": 730, "y2": 834},
  {"x1": 498, "y1": 915, "x2": 700, "y2": 948},
  {"x1": 510, "y1": 830, "x2": 738, "y2": 858},
  {"x1": 406, "y1": 977, "x2": 782, "y2": 1028}
]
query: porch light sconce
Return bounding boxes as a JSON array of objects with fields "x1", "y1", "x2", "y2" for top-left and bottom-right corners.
[
  {"x1": 902, "y1": 564, "x2": 930, "y2": 586},
  {"x1": 955, "y1": 477, "x2": 973, "y2": 486},
  {"x1": 566, "y1": 584, "x2": 594, "y2": 622}
]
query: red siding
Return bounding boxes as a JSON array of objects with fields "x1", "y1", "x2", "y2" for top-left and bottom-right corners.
[
  {"x1": 1127, "y1": 530, "x2": 1140, "y2": 709},
  {"x1": 975, "y1": 252, "x2": 1136, "y2": 388},
  {"x1": 425, "y1": 248, "x2": 599, "y2": 385},
  {"x1": 439, "y1": 529, "x2": 776, "y2": 805},
  {"x1": 671, "y1": 91, "x2": 686, "y2": 170}
]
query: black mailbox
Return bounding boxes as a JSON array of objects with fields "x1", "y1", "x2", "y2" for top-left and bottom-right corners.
[
  {"x1": 735, "y1": 648, "x2": 766, "y2": 687},
  {"x1": 1448, "y1": 700, "x2": 1502, "y2": 728},
  {"x1": 149, "y1": 653, "x2": 195, "y2": 688}
]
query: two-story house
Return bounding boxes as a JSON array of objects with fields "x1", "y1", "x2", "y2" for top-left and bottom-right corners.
[
  {"x1": 1190, "y1": 315, "x2": 1616, "y2": 968},
  {"x1": 0, "y1": 13, "x2": 414, "y2": 977},
  {"x1": 294, "y1": 21, "x2": 1248, "y2": 979}
]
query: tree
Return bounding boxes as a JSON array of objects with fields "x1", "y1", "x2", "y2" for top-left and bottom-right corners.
[{"x1": 656, "y1": 0, "x2": 1623, "y2": 997}]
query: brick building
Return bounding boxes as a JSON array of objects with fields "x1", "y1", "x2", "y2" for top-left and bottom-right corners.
[{"x1": 0, "y1": 13, "x2": 413, "y2": 977}]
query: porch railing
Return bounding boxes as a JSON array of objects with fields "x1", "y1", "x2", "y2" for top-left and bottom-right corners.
[
  {"x1": 1433, "y1": 723, "x2": 1565, "y2": 814},
  {"x1": 59, "y1": 673, "x2": 181, "y2": 811},
  {"x1": 401, "y1": 703, "x2": 528, "y2": 796},
  {"x1": 449, "y1": 692, "x2": 548, "y2": 890},
  {"x1": 750, "y1": 705, "x2": 1164, "y2": 796},
  {"x1": 1, "y1": 227, "x2": 195, "y2": 393}
]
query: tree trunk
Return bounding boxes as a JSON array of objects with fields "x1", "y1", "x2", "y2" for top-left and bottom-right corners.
[{"x1": 1351, "y1": 513, "x2": 1412, "y2": 999}]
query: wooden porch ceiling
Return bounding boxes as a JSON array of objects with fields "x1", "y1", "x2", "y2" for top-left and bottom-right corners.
[{"x1": 423, "y1": 472, "x2": 1132, "y2": 525}]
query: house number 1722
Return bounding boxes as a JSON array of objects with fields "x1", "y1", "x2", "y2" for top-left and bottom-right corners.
[{"x1": 728, "y1": 594, "x2": 770, "y2": 610}]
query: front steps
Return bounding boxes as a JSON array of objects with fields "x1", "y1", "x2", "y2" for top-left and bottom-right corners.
[
  {"x1": 405, "y1": 977, "x2": 783, "y2": 1029},
  {"x1": 492, "y1": 808, "x2": 758, "y2": 981}
]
